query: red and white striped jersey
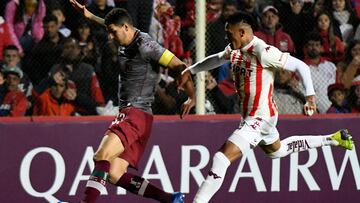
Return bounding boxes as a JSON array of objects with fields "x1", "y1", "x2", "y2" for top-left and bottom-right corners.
[{"x1": 227, "y1": 36, "x2": 289, "y2": 119}]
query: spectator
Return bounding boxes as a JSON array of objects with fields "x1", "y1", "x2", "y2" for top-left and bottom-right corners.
[
  {"x1": 0, "y1": 67, "x2": 28, "y2": 116},
  {"x1": 127, "y1": 0, "x2": 153, "y2": 33},
  {"x1": 238, "y1": 0, "x2": 261, "y2": 31},
  {"x1": 326, "y1": 82, "x2": 351, "y2": 113},
  {"x1": 1, "y1": 45, "x2": 33, "y2": 102},
  {"x1": 206, "y1": 0, "x2": 237, "y2": 81},
  {"x1": 87, "y1": 0, "x2": 114, "y2": 48},
  {"x1": 51, "y1": 4, "x2": 71, "y2": 37},
  {"x1": 156, "y1": 1, "x2": 184, "y2": 58},
  {"x1": 273, "y1": 69, "x2": 306, "y2": 114},
  {"x1": 313, "y1": 10, "x2": 345, "y2": 63},
  {"x1": 149, "y1": 0, "x2": 164, "y2": 45},
  {"x1": 97, "y1": 41, "x2": 119, "y2": 105},
  {"x1": 303, "y1": 31, "x2": 337, "y2": 113},
  {"x1": 207, "y1": 0, "x2": 238, "y2": 56},
  {"x1": 347, "y1": 75, "x2": 360, "y2": 112},
  {"x1": 0, "y1": 71, "x2": 4, "y2": 101},
  {"x1": 0, "y1": 16, "x2": 17, "y2": 61},
  {"x1": 351, "y1": 0, "x2": 360, "y2": 17},
  {"x1": 254, "y1": 5, "x2": 295, "y2": 53},
  {"x1": 5, "y1": 0, "x2": 46, "y2": 54},
  {"x1": 205, "y1": 70, "x2": 240, "y2": 114},
  {"x1": 72, "y1": 18, "x2": 100, "y2": 66},
  {"x1": 32, "y1": 76, "x2": 76, "y2": 116},
  {"x1": 207, "y1": 0, "x2": 224, "y2": 23},
  {"x1": 337, "y1": 40, "x2": 360, "y2": 89},
  {"x1": 312, "y1": 0, "x2": 325, "y2": 17},
  {"x1": 24, "y1": 14, "x2": 66, "y2": 85},
  {"x1": 337, "y1": 39, "x2": 360, "y2": 88},
  {"x1": 277, "y1": 0, "x2": 315, "y2": 59},
  {"x1": 175, "y1": 0, "x2": 196, "y2": 54},
  {"x1": 152, "y1": 68, "x2": 188, "y2": 115},
  {"x1": 49, "y1": 37, "x2": 105, "y2": 115},
  {"x1": 325, "y1": 0, "x2": 359, "y2": 45}
]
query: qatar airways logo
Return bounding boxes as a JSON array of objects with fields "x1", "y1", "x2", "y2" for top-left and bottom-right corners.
[{"x1": 19, "y1": 145, "x2": 360, "y2": 202}]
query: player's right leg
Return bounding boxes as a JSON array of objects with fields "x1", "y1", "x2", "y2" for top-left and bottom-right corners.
[{"x1": 81, "y1": 132, "x2": 124, "y2": 203}]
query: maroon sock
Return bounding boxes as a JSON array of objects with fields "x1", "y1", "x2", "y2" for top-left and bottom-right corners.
[
  {"x1": 82, "y1": 160, "x2": 110, "y2": 203},
  {"x1": 116, "y1": 172, "x2": 172, "y2": 203}
]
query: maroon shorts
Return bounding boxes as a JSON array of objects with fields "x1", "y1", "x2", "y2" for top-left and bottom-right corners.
[{"x1": 106, "y1": 107, "x2": 153, "y2": 169}]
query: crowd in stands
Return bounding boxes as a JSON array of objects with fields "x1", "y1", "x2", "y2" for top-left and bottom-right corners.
[{"x1": 0, "y1": 0, "x2": 360, "y2": 117}]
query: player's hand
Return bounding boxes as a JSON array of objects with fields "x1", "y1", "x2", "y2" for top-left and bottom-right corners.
[
  {"x1": 180, "y1": 98, "x2": 195, "y2": 119},
  {"x1": 177, "y1": 69, "x2": 191, "y2": 92},
  {"x1": 69, "y1": 0, "x2": 92, "y2": 19},
  {"x1": 304, "y1": 95, "x2": 316, "y2": 116}
]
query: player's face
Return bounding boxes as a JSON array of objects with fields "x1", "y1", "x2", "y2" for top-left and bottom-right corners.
[
  {"x1": 107, "y1": 24, "x2": 128, "y2": 46},
  {"x1": 225, "y1": 23, "x2": 243, "y2": 49}
]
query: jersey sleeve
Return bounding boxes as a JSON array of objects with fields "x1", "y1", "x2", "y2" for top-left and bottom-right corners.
[
  {"x1": 259, "y1": 45, "x2": 289, "y2": 69},
  {"x1": 141, "y1": 38, "x2": 175, "y2": 67}
]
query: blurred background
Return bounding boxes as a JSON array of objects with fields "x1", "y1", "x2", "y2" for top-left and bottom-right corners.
[{"x1": 0, "y1": 0, "x2": 360, "y2": 117}]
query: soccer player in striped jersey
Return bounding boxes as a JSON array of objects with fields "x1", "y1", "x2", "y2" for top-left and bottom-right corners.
[
  {"x1": 183, "y1": 11, "x2": 354, "y2": 203},
  {"x1": 69, "y1": 0, "x2": 195, "y2": 203}
]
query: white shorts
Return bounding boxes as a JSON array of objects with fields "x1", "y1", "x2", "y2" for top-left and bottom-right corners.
[{"x1": 228, "y1": 116, "x2": 279, "y2": 152}]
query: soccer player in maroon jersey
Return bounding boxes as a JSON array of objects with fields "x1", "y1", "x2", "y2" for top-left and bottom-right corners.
[
  {"x1": 182, "y1": 11, "x2": 354, "y2": 203},
  {"x1": 69, "y1": 0, "x2": 195, "y2": 202}
]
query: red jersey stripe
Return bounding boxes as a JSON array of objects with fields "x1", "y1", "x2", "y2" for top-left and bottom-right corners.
[
  {"x1": 249, "y1": 58, "x2": 263, "y2": 116},
  {"x1": 268, "y1": 84, "x2": 275, "y2": 116},
  {"x1": 242, "y1": 54, "x2": 252, "y2": 118}
]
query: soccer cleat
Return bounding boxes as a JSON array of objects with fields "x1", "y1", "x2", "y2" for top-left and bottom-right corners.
[
  {"x1": 330, "y1": 129, "x2": 354, "y2": 150},
  {"x1": 171, "y1": 192, "x2": 185, "y2": 203}
]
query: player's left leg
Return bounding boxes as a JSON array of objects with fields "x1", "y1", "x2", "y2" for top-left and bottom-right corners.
[
  {"x1": 82, "y1": 132, "x2": 124, "y2": 203},
  {"x1": 261, "y1": 129, "x2": 354, "y2": 158},
  {"x1": 108, "y1": 157, "x2": 184, "y2": 203}
]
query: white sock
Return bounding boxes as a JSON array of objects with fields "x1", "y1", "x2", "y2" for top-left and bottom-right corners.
[
  {"x1": 193, "y1": 152, "x2": 231, "y2": 203},
  {"x1": 269, "y1": 134, "x2": 337, "y2": 159}
]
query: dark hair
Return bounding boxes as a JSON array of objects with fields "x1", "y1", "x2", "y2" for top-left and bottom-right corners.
[
  {"x1": 223, "y1": 0, "x2": 238, "y2": 10},
  {"x1": 304, "y1": 31, "x2": 323, "y2": 45},
  {"x1": 226, "y1": 11, "x2": 255, "y2": 29},
  {"x1": 4, "y1": 45, "x2": 19, "y2": 53},
  {"x1": 104, "y1": 8, "x2": 133, "y2": 26},
  {"x1": 43, "y1": 14, "x2": 58, "y2": 24}
]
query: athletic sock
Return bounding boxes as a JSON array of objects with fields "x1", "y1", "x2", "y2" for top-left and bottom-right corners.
[
  {"x1": 269, "y1": 134, "x2": 337, "y2": 158},
  {"x1": 193, "y1": 152, "x2": 231, "y2": 203},
  {"x1": 82, "y1": 160, "x2": 110, "y2": 203},
  {"x1": 116, "y1": 172, "x2": 172, "y2": 203}
]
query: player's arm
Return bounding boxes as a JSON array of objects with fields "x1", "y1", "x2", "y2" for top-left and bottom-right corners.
[
  {"x1": 159, "y1": 50, "x2": 196, "y2": 118},
  {"x1": 283, "y1": 56, "x2": 316, "y2": 116},
  {"x1": 183, "y1": 50, "x2": 230, "y2": 75},
  {"x1": 69, "y1": 0, "x2": 105, "y2": 26}
]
